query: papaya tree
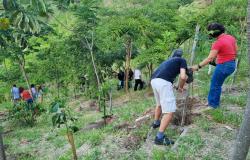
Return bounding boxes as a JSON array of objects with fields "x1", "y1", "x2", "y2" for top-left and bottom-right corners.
[{"x1": 50, "y1": 99, "x2": 78, "y2": 160}]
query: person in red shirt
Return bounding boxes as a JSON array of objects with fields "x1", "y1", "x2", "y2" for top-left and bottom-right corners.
[
  {"x1": 192, "y1": 23, "x2": 237, "y2": 108},
  {"x1": 19, "y1": 87, "x2": 33, "y2": 104}
]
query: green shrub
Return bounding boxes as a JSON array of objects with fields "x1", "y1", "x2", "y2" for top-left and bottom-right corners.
[{"x1": 8, "y1": 101, "x2": 44, "y2": 126}]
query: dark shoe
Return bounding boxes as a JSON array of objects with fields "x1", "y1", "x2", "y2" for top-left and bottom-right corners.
[
  {"x1": 154, "y1": 135, "x2": 174, "y2": 145},
  {"x1": 151, "y1": 122, "x2": 160, "y2": 129}
]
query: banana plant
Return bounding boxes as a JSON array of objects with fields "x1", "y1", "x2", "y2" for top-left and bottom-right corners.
[{"x1": 50, "y1": 99, "x2": 78, "y2": 160}]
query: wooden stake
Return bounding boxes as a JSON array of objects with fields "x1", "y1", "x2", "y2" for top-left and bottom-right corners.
[{"x1": 181, "y1": 24, "x2": 200, "y2": 127}]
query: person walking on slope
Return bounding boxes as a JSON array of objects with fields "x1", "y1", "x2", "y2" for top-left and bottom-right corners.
[
  {"x1": 11, "y1": 84, "x2": 20, "y2": 104},
  {"x1": 192, "y1": 23, "x2": 237, "y2": 108},
  {"x1": 31, "y1": 84, "x2": 37, "y2": 100},
  {"x1": 151, "y1": 49, "x2": 189, "y2": 145},
  {"x1": 19, "y1": 87, "x2": 33, "y2": 104},
  {"x1": 117, "y1": 70, "x2": 125, "y2": 90},
  {"x1": 134, "y1": 68, "x2": 143, "y2": 91}
]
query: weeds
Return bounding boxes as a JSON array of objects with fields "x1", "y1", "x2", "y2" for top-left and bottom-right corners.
[
  {"x1": 221, "y1": 94, "x2": 247, "y2": 107},
  {"x1": 195, "y1": 117, "x2": 213, "y2": 132},
  {"x1": 206, "y1": 108, "x2": 243, "y2": 126}
]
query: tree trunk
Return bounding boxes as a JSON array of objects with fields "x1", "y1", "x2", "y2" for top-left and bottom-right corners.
[
  {"x1": 231, "y1": 3, "x2": 250, "y2": 158},
  {"x1": 124, "y1": 38, "x2": 132, "y2": 93},
  {"x1": 0, "y1": 131, "x2": 6, "y2": 160},
  {"x1": 83, "y1": 32, "x2": 100, "y2": 88},
  {"x1": 18, "y1": 57, "x2": 32, "y2": 98},
  {"x1": 146, "y1": 63, "x2": 153, "y2": 87},
  {"x1": 67, "y1": 131, "x2": 77, "y2": 160},
  {"x1": 89, "y1": 49, "x2": 100, "y2": 87},
  {"x1": 231, "y1": 91, "x2": 250, "y2": 159},
  {"x1": 73, "y1": 85, "x2": 77, "y2": 100},
  {"x1": 190, "y1": 25, "x2": 200, "y2": 66},
  {"x1": 190, "y1": 24, "x2": 200, "y2": 98}
]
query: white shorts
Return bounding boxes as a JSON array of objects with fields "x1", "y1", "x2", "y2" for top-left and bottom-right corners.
[{"x1": 151, "y1": 78, "x2": 176, "y2": 113}]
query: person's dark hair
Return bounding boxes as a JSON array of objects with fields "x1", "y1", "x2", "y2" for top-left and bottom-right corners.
[
  {"x1": 207, "y1": 23, "x2": 225, "y2": 38},
  {"x1": 172, "y1": 49, "x2": 183, "y2": 58},
  {"x1": 13, "y1": 84, "x2": 16, "y2": 87},
  {"x1": 38, "y1": 85, "x2": 42, "y2": 90},
  {"x1": 19, "y1": 87, "x2": 24, "y2": 93},
  {"x1": 31, "y1": 84, "x2": 35, "y2": 88}
]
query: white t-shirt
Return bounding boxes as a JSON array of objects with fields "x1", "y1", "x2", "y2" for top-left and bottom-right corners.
[
  {"x1": 134, "y1": 69, "x2": 141, "y2": 80},
  {"x1": 31, "y1": 87, "x2": 36, "y2": 94}
]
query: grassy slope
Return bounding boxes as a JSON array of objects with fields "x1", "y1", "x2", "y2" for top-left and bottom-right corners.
[
  {"x1": 1, "y1": 0, "x2": 250, "y2": 160},
  {"x1": 1, "y1": 79, "x2": 250, "y2": 160}
]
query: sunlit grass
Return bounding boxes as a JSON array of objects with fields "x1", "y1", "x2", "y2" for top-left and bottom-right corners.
[{"x1": 206, "y1": 108, "x2": 243, "y2": 126}]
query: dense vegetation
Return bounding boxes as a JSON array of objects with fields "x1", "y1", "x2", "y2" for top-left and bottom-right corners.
[{"x1": 0, "y1": 0, "x2": 249, "y2": 159}]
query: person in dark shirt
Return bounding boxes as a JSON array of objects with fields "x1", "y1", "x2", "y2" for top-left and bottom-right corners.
[
  {"x1": 128, "y1": 69, "x2": 134, "y2": 88},
  {"x1": 151, "y1": 49, "x2": 188, "y2": 145},
  {"x1": 117, "y1": 70, "x2": 125, "y2": 90}
]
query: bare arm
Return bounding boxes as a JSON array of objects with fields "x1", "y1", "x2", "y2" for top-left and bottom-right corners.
[
  {"x1": 199, "y1": 50, "x2": 218, "y2": 67},
  {"x1": 192, "y1": 50, "x2": 218, "y2": 71},
  {"x1": 178, "y1": 68, "x2": 187, "y2": 90}
]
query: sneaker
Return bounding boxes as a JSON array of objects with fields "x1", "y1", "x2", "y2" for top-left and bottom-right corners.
[
  {"x1": 154, "y1": 135, "x2": 174, "y2": 145},
  {"x1": 151, "y1": 122, "x2": 160, "y2": 129}
]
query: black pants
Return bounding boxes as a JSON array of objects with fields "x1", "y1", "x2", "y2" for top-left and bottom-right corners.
[{"x1": 134, "y1": 79, "x2": 143, "y2": 91}]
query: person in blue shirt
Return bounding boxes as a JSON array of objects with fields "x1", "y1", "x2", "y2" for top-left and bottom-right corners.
[
  {"x1": 11, "y1": 84, "x2": 20, "y2": 103},
  {"x1": 151, "y1": 49, "x2": 189, "y2": 145}
]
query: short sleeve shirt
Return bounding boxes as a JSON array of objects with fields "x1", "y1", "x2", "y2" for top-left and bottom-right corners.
[
  {"x1": 11, "y1": 87, "x2": 20, "y2": 99},
  {"x1": 151, "y1": 57, "x2": 187, "y2": 83},
  {"x1": 211, "y1": 34, "x2": 237, "y2": 64},
  {"x1": 21, "y1": 90, "x2": 32, "y2": 101},
  {"x1": 134, "y1": 69, "x2": 141, "y2": 80}
]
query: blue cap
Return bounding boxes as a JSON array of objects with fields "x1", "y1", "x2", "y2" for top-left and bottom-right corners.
[{"x1": 172, "y1": 49, "x2": 183, "y2": 57}]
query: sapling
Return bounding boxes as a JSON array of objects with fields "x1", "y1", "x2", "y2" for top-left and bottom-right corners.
[
  {"x1": 50, "y1": 99, "x2": 78, "y2": 160},
  {"x1": 97, "y1": 82, "x2": 114, "y2": 125}
]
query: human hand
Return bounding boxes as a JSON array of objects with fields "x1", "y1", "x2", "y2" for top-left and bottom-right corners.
[
  {"x1": 191, "y1": 65, "x2": 199, "y2": 71},
  {"x1": 178, "y1": 87, "x2": 185, "y2": 93},
  {"x1": 173, "y1": 85, "x2": 178, "y2": 90}
]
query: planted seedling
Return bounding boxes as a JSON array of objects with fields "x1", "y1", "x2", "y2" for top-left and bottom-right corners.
[
  {"x1": 97, "y1": 82, "x2": 114, "y2": 125},
  {"x1": 50, "y1": 99, "x2": 79, "y2": 160}
]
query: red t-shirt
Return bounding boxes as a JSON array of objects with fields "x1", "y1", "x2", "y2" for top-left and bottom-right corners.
[
  {"x1": 211, "y1": 34, "x2": 237, "y2": 64},
  {"x1": 21, "y1": 90, "x2": 32, "y2": 101}
]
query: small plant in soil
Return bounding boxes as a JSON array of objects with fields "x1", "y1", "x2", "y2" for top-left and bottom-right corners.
[
  {"x1": 8, "y1": 101, "x2": 43, "y2": 126},
  {"x1": 50, "y1": 99, "x2": 79, "y2": 160},
  {"x1": 97, "y1": 81, "x2": 114, "y2": 125}
]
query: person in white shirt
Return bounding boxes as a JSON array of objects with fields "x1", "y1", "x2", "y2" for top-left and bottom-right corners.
[
  {"x1": 134, "y1": 68, "x2": 143, "y2": 91},
  {"x1": 11, "y1": 84, "x2": 20, "y2": 103},
  {"x1": 31, "y1": 84, "x2": 37, "y2": 100}
]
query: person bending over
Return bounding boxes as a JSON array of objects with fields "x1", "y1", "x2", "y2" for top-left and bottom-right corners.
[{"x1": 151, "y1": 49, "x2": 188, "y2": 145}]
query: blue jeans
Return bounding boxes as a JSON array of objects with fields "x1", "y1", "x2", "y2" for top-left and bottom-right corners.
[{"x1": 208, "y1": 60, "x2": 236, "y2": 108}]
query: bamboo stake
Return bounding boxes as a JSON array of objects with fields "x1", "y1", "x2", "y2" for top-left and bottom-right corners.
[{"x1": 181, "y1": 24, "x2": 200, "y2": 127}]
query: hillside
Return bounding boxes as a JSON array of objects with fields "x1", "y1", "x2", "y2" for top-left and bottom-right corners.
[{"x1": 0, "y1": 0, "x2": 249, "y2": 159}]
